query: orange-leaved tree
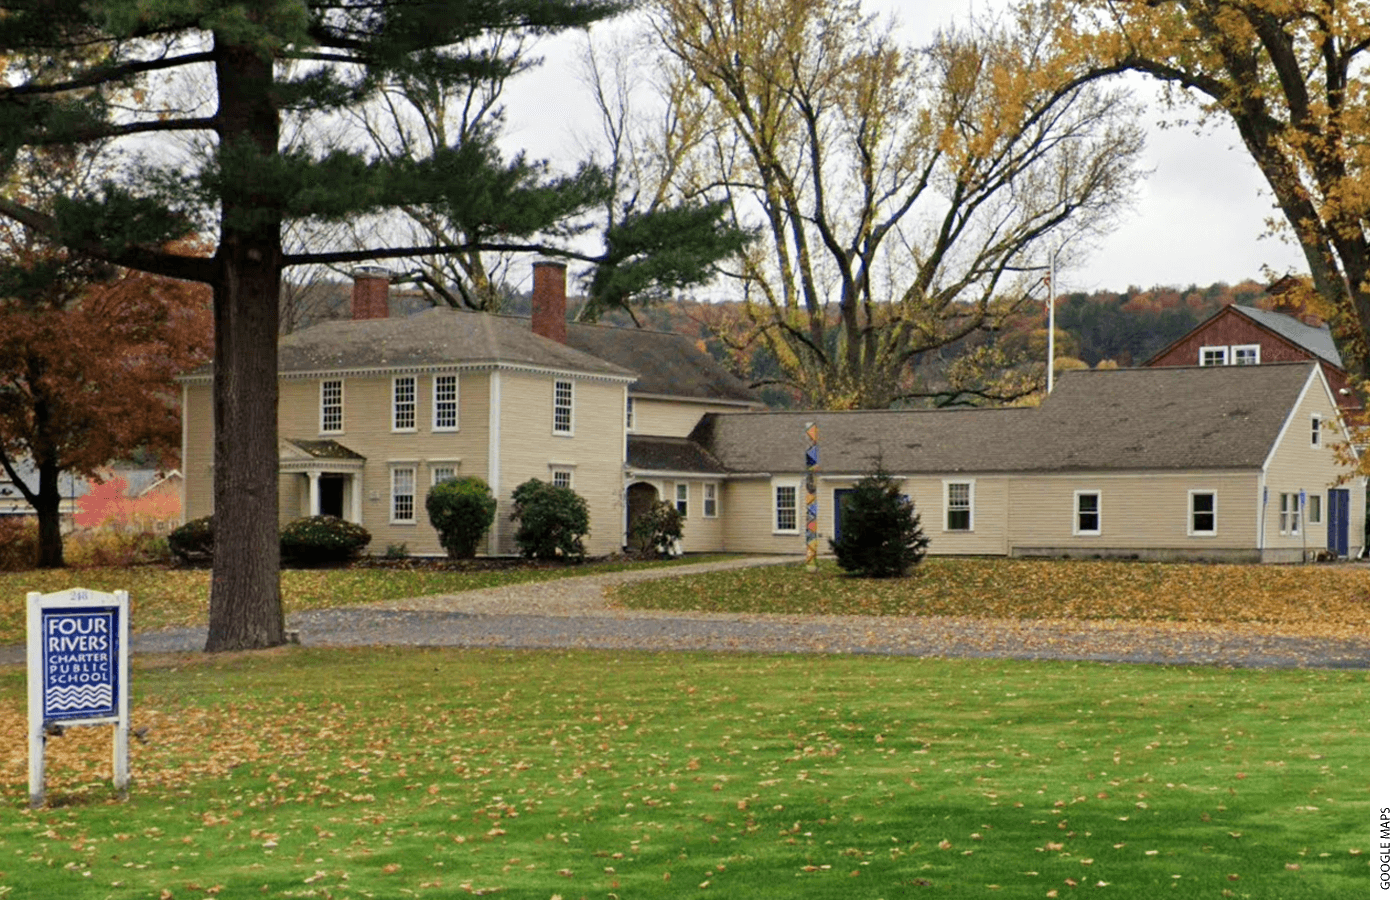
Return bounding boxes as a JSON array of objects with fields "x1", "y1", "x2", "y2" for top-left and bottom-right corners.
[{"x1": 0, "y1": 236, "x2": 212, "y2": 567}]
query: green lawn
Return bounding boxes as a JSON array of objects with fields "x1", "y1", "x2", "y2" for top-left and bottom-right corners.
[
  {"x1": 0, "y1": 649, "x2": 1367, "y2": 899},
  {"x1": 613, "y1": 558, "x2": 1369, "y2": 640}
]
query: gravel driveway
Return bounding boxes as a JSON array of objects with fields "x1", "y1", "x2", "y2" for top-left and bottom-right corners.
[{"x1": 3, "y1": 557, "x2": 1367, "y2": 669}]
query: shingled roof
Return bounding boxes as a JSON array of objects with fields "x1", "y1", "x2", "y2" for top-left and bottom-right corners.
[
  {"x1": 626, "y1": 435, "x2": 729, "y2": 474},
  {"x1": 1230, "y1": 304, "x2": 1344, "y2": 368},
  {"x1": 553, "y1": 321, "x2": 759, "y2": 405},
  {"x1": 692, "y1": 362, "x2": 1320, "y2": 475}
]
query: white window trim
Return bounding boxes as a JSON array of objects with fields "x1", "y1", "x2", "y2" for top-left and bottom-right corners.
[
  {"x1": 1187, "y1": 490, "x2": 1217, "y2": 537},
  {"x1": 1073, "y1": 490, "x2": 1102, "y2": 536},
  {"x1": 430, "y1": 464, "x2": 458, "y2": 486},
  {"x1": 1232, "y1": 344, "x2": 1261, "y2": 365},
  {"x1": 1309, "y1": 413, "x2": 1322, "y2": 448},
  {"x1": 1308, "y1": 493, "x2": 1323, "y2": 525},
  {"x1": 553, "y1": 379, "x2": 575, "y2": 436},
  {"x1": 1199, "y1": 345, "x2": 1228, "y2": 366},
  {"x1": 390, "y1": 465, "x2": 417, "y2": 525},
  {"x1": 625, "y1": 394, "x2": 636, "y2": 432},
  {"x1": 772, "y1": 479, "x2": 801, "y2": 534},
  {"x1": 674, "y1": 481, "x2": 690, "y2": 518},
  {"x1": 1279, "y1": 492, "x2": 1301, "y2": 535},
  {"x1": 550, "y1": 465, "x2": 575, "y2": 490},
  {"x1": 320, "y1": 379, "x2": 344, "y2": 435},
  {"x1": 943, "y1": 479, "x2": 975, "y2": 533},
  {"x1": 392, "y1": 375, "x2": 417, "y2": 433},
  {"x1": 703, "y1": 482, "x2": 719, "y2": 518},
  {"x1": 433, "y1": 374, "x2": 459, "y2": 433}
]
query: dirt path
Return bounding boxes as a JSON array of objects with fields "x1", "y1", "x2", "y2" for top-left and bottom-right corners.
[{"x1": 0, "y1": 557, "x2": 1367, "y2": 669}]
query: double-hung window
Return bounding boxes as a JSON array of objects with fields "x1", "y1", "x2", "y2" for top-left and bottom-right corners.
[
  {"x1": 431, "y1": 465, "x2": 457, "y2": 486},
  {"x1": 1308, "y1": 494, "x2": 1323, "y2": 525},
  {"x1": 944, "y1": 481, "x2": 973, "y2": 531},
  {"x1": 553, "y1": 380, "x2": 574, "y2": 435},
  {"x1": 674, "y1": 483, "x2": 689, "y2": 518},
  {"x1": 1310, "y1": 414, "x2": 1322, "y2": 448},
  {"x1": 1199, "y1": 346, "x2": 1228, "y2": 366},
  {"x1": 1188, "y1": 490, "x2": 1217, "y2": 536},
  {"x1": 434, "y1": 375, "x2": 458, "y2": 431},
  {"x1": 1279, "y1": 493, "x2": 1301, "y2": 535},
  {"x1": 1074, "y1": 490, "x2": 1101, "y2": 535},
  {"x1": 391, "y1": 467, "x2": 416, "y2": 523},
  {"x1": 1232, "y1": 344, "x2": 1260, "y2": 365},
  {"x1": 393, "y1": 376, "x2": 417, "y2": 432},
  {"x1": 320, "y1": 380, "x2": 344, "y2": 434},
  {"x1": 703, "y1": 483, "x2": 718, "y2": 518},
  {"x1": 551, "y1": 467, "x2": 573, "y2": 490},
  {"x1": 774, "y1": 482, "x2": 799, "y2": 533},
  {"x1": 626, "y1": 395, "x2": 635, "y2": 432}
]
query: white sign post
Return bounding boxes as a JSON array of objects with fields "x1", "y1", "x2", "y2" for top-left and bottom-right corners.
[{"x1": 27, "y1": 588, "x2": 130, "y2": 808}]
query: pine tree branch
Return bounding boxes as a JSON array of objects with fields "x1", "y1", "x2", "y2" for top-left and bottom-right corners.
[{"x1": 2, "y1": 52, "x2": 217, "y2": 96}]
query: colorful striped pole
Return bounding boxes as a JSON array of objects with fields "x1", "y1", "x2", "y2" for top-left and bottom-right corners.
[{"x1": 805, "y1": 421, "x2": 819, "y2": 572}]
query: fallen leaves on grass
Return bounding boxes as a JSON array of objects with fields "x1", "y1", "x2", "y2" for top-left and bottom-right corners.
[{"x1": 612, "y1": 559, "x2": 1367, "y2": 641}]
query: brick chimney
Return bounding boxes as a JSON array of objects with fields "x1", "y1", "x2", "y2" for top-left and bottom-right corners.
[
  {"x1": 531, "y1": 260, "x2": 568, "y2": 344},
  {"x1": 351, "y1": 266, "x2": 391, "y2": 320}
]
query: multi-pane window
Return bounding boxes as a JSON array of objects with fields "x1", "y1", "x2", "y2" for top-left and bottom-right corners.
[
  {"x1": 1188, "y1": 491, "x2": 1216, "y2": 535},
  {"x1": 945, "y1": 482, "x2": 972, "y2": 531},
  {"x1": 674, "y1": 483, "x2": 689, "y2": 518},
  {"x1": 1074, "y1": 491, "x2": 1101, "y2": 535},
  {"x1": 1233, "y1": 345, "x2": 1260, "y2": 365},
  {"x1": 774, "y1": 484, "x2": 798, "y2": 532},
  {"x1": 393, "y1": 376, "x2": 417, "y2": 431},
  {"x1": 391, "y1": 467, "x2": 416, "y2": 523},
  {"x1": 553, "y1": 380, "x2": 574, "y2": 434},
  {"x1": 703, "y1": 483, "x2": 718, "y2": 518},
  {"x1": 1200, "y1": 346, "x2": 1227, "y2": 366},
  {"x1": 432, "y1": 466, "x2": 457, "y2": 486},
  {"x1": 551, "y1": 467, "x2": 573, "y2": 490},
  {"x1": 320, "y1": 380, "x2": 343, "y2": 433},
  {"x1": 626, "y1": 395, "x2": 635, "y2": 431},
  {"x1": 1279, "y1": 492, "x2": 1301, "y2": 535},
  {"x1": 1310, "y1": 414, "x2": 1322, "y2": 447},
  {"x1": 434, "y1": 375, "x2": 458, "y2": 431}
]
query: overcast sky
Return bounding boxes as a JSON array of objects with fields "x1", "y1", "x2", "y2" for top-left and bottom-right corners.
[{"x1": 495, "y1": 0, "x2": 1309, "y2": 297}]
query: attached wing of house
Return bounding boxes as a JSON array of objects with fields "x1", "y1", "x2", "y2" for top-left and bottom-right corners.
[{"x1": 178, "y1": 263, "x2": 1363, "y2": 562}]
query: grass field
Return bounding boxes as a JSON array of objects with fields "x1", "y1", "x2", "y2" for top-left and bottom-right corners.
[
  {"x1": 613, "y1": 558, "x2": 1369, "y2": 640},
  {"x1": 0, "y1": 649, "x2": 1369, "y2": 899}
]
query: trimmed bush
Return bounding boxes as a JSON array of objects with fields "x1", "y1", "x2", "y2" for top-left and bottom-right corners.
[
  {"x1": 510, "y1": 478, "x2": 589, "y2": 561},
  {"x1": 425, "y1": 476, "x2": 497, "y2": 559},
  {"x1": 279, "y1": 515, "x2": 372, "y2": 565},
  {"x1": 168, "y1": 515, "x2": 215, "y2": 564},
  {"x1": 828, "y1": 470, "x2": 929, "y2": 577},
  {"x1": 631, "y1": 499, "x2": 684, "y2": 559}
]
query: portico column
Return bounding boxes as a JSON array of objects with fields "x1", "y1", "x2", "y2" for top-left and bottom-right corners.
[
  {"x1": 349, "y1": 473, "x2": 363, "y2": 524},
  {"x1": 308, "y1": 470, "x2": 321, "y2": 516}
]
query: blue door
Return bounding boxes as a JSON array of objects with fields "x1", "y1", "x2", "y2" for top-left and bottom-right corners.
[
  {"x1": 1327, "y1": 489, "x2": 1350, "y2": 557},
  {"x1": 833, "y1": 489, "x2": 856, "y2": 544}
]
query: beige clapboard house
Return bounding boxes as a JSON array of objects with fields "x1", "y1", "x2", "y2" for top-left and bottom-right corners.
[{"x1": 180, "y1": 264, "x2": 1366, "y2": 562}]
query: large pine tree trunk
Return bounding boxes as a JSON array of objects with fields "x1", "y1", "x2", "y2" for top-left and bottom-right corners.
[{"x1": 204, "y1": 35, "x2": 286, "y2": 652}]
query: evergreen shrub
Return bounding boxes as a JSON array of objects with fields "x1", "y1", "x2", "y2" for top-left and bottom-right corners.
[
  {"x1": 279, "y1": 515, "x2": 372, "y2": 565},
  {"x1": 425, "y1": 476, "x2": 497, "y2": 559},
  {"x1": 828, "y1": 470, "x2": 929, "y2": 577},
  {"x1": 510, "y1": 478, "x2": 589, "y2": 561},
  {"x1": 168, "y1": 515, "x2": 215, "y2": 564},
  {"x1": 631, "y1": 499, "x2": 684, "y2": 558}
]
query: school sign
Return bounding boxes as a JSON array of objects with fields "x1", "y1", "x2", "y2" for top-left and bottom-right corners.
[{"x1": 27, "y1": 588, "x2": 130, "y2": 807}]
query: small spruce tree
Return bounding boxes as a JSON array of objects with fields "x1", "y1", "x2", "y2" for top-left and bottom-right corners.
[
  {"x1": 829, "y1": 470, "x2": 930, "y2": 578},
  {"x1": 426, "y1": 476, "x2": 497, "y2": 559}
]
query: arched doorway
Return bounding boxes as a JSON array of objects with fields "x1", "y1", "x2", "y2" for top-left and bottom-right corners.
[{"x1": 626, "y1": 481, "x2": 660, "y2": 550}]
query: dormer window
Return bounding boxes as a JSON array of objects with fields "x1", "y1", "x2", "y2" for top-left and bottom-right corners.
[{"x1": 1200, "y1": 346, "x2": 1227, "y2": 366}]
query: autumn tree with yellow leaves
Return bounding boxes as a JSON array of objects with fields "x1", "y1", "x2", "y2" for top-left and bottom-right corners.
[
  {"x1": 1046, "y1": 0, "x2": 1369, "y2": 387},
  {"x1": 641, "y1": 0, "x2": 1144, "y2": 409}
]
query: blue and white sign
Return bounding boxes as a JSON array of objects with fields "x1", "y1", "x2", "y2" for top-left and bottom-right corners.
[
  {"x1": 27, "y1": 588, "x2": 130, "y2": 807},
  {"x1": 40, "y1": 606, "x2": 120, "y2": 721}
]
